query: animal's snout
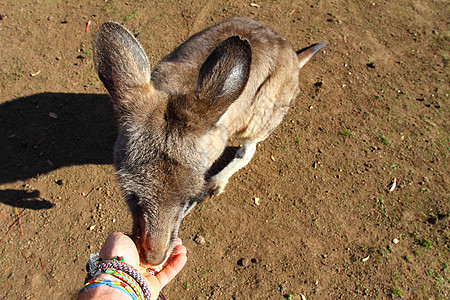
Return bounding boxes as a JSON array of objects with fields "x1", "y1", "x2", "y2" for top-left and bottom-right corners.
[
  {"x1": 135, "y1": 234, "x2": 171, "y2": 267},
  {"x1": 144, "y1": 248, "x2": 169, "y2": 267},
  {"x1": 132, "y1": 209, "x2": 175, "y2": 267}
]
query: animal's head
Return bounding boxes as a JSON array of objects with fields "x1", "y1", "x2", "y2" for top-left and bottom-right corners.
[{"x1": 93, "y1": 22, "x2": 251, "y2": 266}]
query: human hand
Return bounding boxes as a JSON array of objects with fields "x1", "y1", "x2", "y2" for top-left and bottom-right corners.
[{"x1": 99, "y1": 232, "x2": 187, "y2": 300}]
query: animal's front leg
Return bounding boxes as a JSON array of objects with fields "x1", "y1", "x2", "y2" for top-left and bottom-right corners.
[{"x1": 208, "y1": 142, "x2": 257, "y2": 196}]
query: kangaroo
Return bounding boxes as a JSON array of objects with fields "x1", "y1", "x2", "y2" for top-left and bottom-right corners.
[{"x1": 93, "y1": 16, "x2": 326, "y2": 268}]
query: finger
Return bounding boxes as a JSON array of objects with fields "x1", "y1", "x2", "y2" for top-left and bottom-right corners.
[
  {"x1": 142, "y1": 275, "x2": 162, "y2": 300},
  {"x1": 155, "y1": 245, "x2": 187, "y2": 288},
  {"x1": 168, "y1": 243, "x2": 187, "y2": 257},
  {"x1": 138, "y1": 242, "x2": 186, "y2": 275},
  {"x1": 173, "y1": 237, "x2": 182, "y2": 246},
  {"x1": 99, "y1": 232, "x2": 139, "y2": 268},
  {"x1": 137, "y1": 264, "x2": 148, "y2": 274}
]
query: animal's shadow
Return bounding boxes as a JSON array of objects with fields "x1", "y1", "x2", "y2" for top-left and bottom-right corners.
[
  {"x1": 0, "y1": 92, "x2": 236, "y2": 209},
  {"x1": 0, "y1": 93, "x2": 116, "y2": 209}
]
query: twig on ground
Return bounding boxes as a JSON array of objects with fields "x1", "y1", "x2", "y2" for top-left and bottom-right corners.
[
  {"x1": 20, "y1": 251, "x2": 32, "y2": 263},
  {"x1": 14, "y1": 207, "x2": 24, "y2": 235},
  {"x1": 39, "y1": 257, "x2": 51, "y2": 286},
  {"x1": 84, "y1": 187, "x2": 95, "y2": 197},
  {"x1": 1, "y1": 210, "x2": 28, "y2": 242}
]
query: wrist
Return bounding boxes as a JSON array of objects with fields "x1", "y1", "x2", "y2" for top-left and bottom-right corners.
[
  {"x1": 78, "y1": 274, "x2": 131, "y2": 300},
  {"x1": 80, "y1": 254, "x2": 154, "y2": 300}
]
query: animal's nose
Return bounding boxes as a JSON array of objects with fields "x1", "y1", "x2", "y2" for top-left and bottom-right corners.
[{"x1": 145, "y1": 249, "x2": 168, "y2": 266}]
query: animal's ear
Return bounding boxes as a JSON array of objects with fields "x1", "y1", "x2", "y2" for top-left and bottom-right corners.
[
  {"x1": 194, "y1": 36, "x2": 251, "y2": 125},
  {"x1": 297, "y1": 41, "x2": 327, "y2": 69},
  {"x1": 93, "y1": 22, "x2": 151, "y2": 115}
]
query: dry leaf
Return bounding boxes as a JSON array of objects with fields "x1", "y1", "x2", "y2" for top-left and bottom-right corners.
[{"x1": 388, "y1": 177, "x2": 397, "y2": 192}]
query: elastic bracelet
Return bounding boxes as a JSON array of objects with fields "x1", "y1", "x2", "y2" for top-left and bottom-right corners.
[
  {"x1": 97, "y1": 260, "x2": 151, "y2": 300},
  {"x1": 85, "y1": 254, "x2": 152, "y2": 300},
  {"x1": 105, "y1": 268, "x2": 145, "y2": 300},
  {"x1": 79, "y1": 278, "x2": 139, "y2": 300}
]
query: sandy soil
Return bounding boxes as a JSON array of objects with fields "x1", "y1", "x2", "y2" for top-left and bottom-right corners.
[{"x1": 0, "y1": 0, "x2": 448, "y2": 299}]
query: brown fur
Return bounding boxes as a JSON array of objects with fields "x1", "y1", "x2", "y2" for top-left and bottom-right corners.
[{"x1": 93, "y1": 17, "x2": 325, "y2": 266}]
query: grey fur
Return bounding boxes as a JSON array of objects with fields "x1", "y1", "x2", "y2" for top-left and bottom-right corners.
[{"x1": 94, "y1": 17, "x2": 326, "y2": 266}]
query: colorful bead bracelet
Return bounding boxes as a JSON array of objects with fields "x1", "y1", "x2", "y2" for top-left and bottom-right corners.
[{"x1": 79, "y1": 278, "x2": 139, "y2": 300}]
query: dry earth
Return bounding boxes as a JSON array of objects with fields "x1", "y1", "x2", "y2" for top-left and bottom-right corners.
[{"x1": 0, "y1": 0, "x2": 448, "y2": 299}]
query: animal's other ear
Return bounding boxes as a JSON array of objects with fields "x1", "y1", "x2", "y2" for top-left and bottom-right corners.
[
  {"x1": 194, "y1": 36, "x2": 251, "y2": 126},
  {"x1": 297, "y1": 41, "x2": 327, "y2": 69},
  {"x1": 93, "y1": 22, "x2": 151, "y2": 115}
]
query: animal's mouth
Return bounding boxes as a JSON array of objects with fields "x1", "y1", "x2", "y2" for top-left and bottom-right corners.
[
  {"x1": 141, "y1": 258, "x2": 167, "y2": 275},
  {"x1": 128, "y1": 190, "x2": 202, "y2": 270},
  {"x1": 133, "y1": 226, "x2": 172, "y2": 266},
  {"x1": 134, "y1": 237, "x2": 172, "y2": 270}
]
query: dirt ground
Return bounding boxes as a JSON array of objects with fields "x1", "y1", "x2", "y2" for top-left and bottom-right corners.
[{"x1": 0, "y1": 0, "x2": 448, "y2": 299}]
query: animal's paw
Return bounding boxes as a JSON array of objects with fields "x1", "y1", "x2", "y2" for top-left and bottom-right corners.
[{"x1": 207, "y1": 176, "x2": 228, "y2": 197}]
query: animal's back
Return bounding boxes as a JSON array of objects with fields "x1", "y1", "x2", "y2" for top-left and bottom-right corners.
[{"x1": 152, "y1": 17, "x2": 300, "y2": 143}]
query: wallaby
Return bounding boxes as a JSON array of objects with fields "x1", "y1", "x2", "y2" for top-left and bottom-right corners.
[{"x1": 94, "y1": 16, "x2": 326, "y2": 268}]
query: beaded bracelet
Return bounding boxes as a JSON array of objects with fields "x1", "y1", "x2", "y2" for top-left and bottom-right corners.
[
  {"x1": 105, "y1": 268, "x2": 145, "y2": 300},
  {"x1": 79, "y1": 278, "x2": 139, "y2": 300},
  {"x1": 85, "y1": 254, "x2": 152, "y2": 300},
  {"x1": 97, "y1": 260, "x2": 151, "y2": 300}
]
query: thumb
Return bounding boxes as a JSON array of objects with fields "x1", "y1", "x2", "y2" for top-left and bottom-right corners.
[
  {"x1": 155, "y1": 244, "x2": 187, "y2": 288},
  {"x1": 141, "y1": 244, "x2": 187, "y2": 299}
]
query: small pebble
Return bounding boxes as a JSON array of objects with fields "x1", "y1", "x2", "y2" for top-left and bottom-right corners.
[
  {"x1": 88, "y1": 225, "x2": 95, "y2": 231},
  {"x1": 251, "y1": 258, "x2": 260, "y2": 264},
  {"x1": 55, "y1": 179, "x2": 64, "y2": 186},
  {"x1": 393, "y1": 238, "x2": 399, "y2": 244},
  {"x1": 193, "y1": 235, "x2": 205, "y2": 245}
]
